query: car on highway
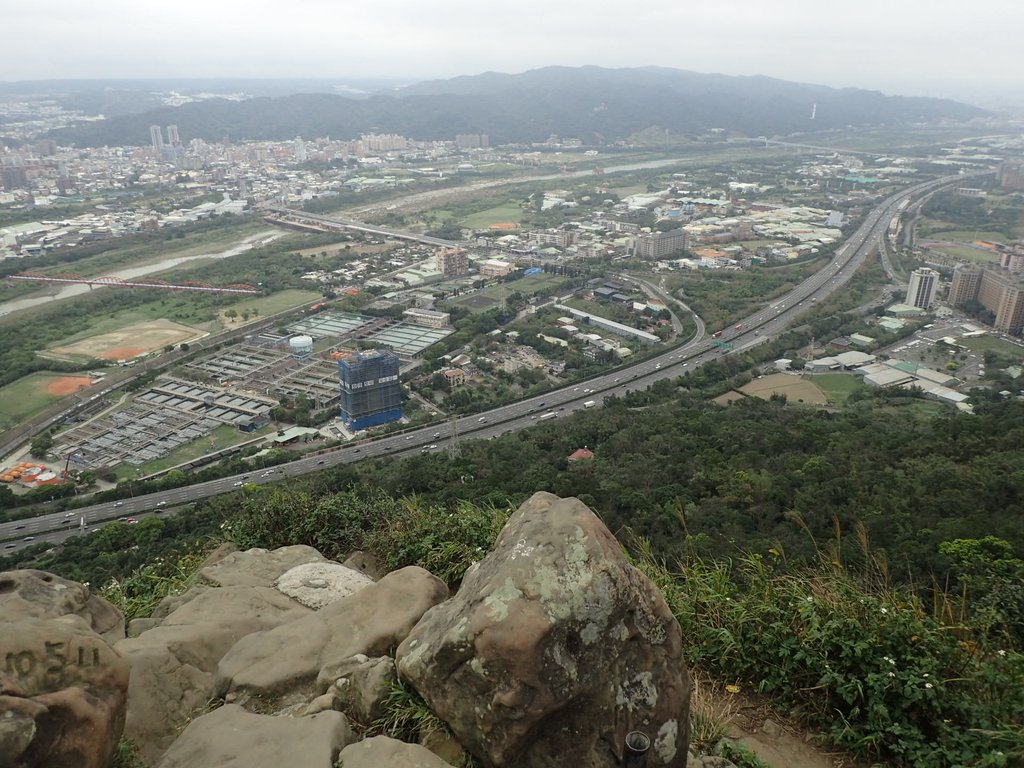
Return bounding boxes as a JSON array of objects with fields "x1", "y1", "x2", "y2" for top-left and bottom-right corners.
[
  {"x1": 114, "y1": 502, "x2": 124, "y2": 507},
  {"x1": 4, "y1": 543, "x2": 15, "y2": 549},
  {"x1": 233, "y1": 481, "x2": 243, "y2": 487},
  {"x1": 317, "y1": 460, "x2": 325, "y2": 465},
  {"x1": 22, "y1": 536, "x2": 34, "y2": 542},
  {"x1": 156, "y1": 501, "x2": 167, "y2": 507},
  {"x1": 126, "y1": 518, "x2": 138, "y2": 524},
  {"x1": 15, "y1": 525, "x2": 25, "y2": 530}
]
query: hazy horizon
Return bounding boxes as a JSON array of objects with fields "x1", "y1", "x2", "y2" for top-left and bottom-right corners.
[{"x1": 4, "y1": 1, "x2": 1023, "y2": 107}]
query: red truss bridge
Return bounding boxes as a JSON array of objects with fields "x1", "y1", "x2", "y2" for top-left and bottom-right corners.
[{"x1": 7, "y1": 273, "x2": 261, "y2": 295}]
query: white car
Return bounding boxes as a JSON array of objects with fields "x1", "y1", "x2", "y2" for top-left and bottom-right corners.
[{"x1": 233, "y1": 481, "x2": 243, "y2": 487}]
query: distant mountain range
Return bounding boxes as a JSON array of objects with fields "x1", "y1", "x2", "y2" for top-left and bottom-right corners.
[{"x1": 43, "y1": 66, "x2": 988, "y2": 147}]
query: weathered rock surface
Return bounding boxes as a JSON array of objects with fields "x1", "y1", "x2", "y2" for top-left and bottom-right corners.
[
  {"x1": 199, "y1": 544, "x2": 328, "y2": 588},
  {"x1": 274, "y1": 562, "x2": 373, "y2": 609},
  {"x1": 116, "y1": 585, "x2": 310, "y2": 762},
  {"x1": 154, "y1": 703, "x2": 351, "y2": 768},
  {"x1": 335, "y1": 735, "x2": 455, "y2": 768},
  {"x1": 397, "y1": 492, "x2": 691, "y2": 768},
  {"x1": 215, "y1": 566, "x2": 447, "y2": 698},
  {"x1": 0, "y1": 617, "x2": 130, "y2": 768},
  {"x1": 0, "y1": 569, "x2": 124, "y2": 642},
  {"x1": 343, "y1": 550, "x2": 382, "y2": 580},
  {"x1": 327, "y1": 654, "x2": 397, "y2": 725}
]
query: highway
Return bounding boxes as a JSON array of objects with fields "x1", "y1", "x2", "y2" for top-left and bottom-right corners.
[{"x1": 0, "y1": 172, "x2": 980, "y2": 554}]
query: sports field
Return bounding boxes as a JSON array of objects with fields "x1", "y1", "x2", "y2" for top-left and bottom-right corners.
[
  {"x1": 957, "y1": 335, "x2": 1024, "y2": 357},
  {"x1": 0, "y1": 372, "x2": 96, "y2": 429},
  {"x1": 739, "y1": 373, "x2": 828, "y2": 405},
  {"x1": 47, "y1": 319, "x2": 202, "y2": 362}
]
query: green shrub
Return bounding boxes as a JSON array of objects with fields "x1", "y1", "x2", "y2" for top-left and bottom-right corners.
[{"x1": 636, "y1": 544, "x2": 1024, "y2": 767}]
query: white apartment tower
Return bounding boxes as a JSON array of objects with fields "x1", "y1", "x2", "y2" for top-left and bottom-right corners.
[
  {"x1": 149, "y1": 125, "x2": 164, "y2": 156},
  {"x1": 906, "y1": 267, "x2": 939, "y2": 309},
  {"x1": 294, "y1": 136, "x2": 307, "y2": 162}
]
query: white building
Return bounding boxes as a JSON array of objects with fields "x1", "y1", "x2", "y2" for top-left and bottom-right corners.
[{"x1": 906, "y1": 268, "x2": 939, "y2": 310}]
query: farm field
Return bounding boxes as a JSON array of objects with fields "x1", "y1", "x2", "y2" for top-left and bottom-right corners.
[
  {"x1": 808, "y1": 373, "x2": 867, "y2": 405},
  {"x1": 738, "y1": 373, "x2": 829, "y2": 405},
  {"x1": 0, "y1": 372, "x2": 96, "y2": 429}
]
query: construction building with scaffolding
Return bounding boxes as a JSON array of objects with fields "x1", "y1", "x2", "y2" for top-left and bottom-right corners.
[{"x1": 337, "y1": 349, "x2": 403, "y2": 430}]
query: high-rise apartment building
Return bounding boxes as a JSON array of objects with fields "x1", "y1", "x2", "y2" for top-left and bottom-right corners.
[
  {"x1": 948, "y1": 264, "x2": 1024, "y2": 335},
  {"x1": 436, "y1": 247, "x2": 469, "y2": 277},
  {"x1": 906, "y1": 267, "x2": 939, "y2": 309},
  {"x1": 338, "y1": 350, "x2": 403, "y2": 430},
  {"x1": 629, "y1": 228, "x2": 689, "y2": 259},
  {"x1": 149, "y1": 125, "x2": 165, "y2": 156},
  {"x1": 949, "y1": 265, "x2": 982, "y2": 307},
  {"x1": 294, "y1": 136, "x2": 307, "y2": 163},
  {"x1": 166, "y1": 124, "x2": 180, "y2": 145}
]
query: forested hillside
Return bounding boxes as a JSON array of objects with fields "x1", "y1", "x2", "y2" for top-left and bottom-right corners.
[
  {"x1": 7, "y1": 384, "x2": 1024, "y2": 765},
  {"x1": 47, "y1": 66, "x2": 987, "y2": 147}
]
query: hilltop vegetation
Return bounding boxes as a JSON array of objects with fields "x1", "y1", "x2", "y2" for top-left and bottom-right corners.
[{"x1": 48, "y1": 66, "x2": 987, "y2": 147}]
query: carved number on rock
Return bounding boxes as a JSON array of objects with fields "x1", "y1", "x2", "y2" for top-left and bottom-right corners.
[
  {"x1": 5, "y1": 650, "x2": 37, "y2": 677},
  {"x1": 4, "y1": 643, "x2": 101, "y2": 680}
]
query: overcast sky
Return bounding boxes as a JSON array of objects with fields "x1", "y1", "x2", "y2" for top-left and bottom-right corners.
[{"x1": 5, "y1": 0, "x2": 1022, "y2": 103}]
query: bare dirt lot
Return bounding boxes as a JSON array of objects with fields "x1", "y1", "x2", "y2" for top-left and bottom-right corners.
[
  {"x1": 46, "y1": 375, "x2": 95, "y2": 396},
  {"x1": 48, "y1": 319, "x2": 201, "y2": 362},
  {"x1": 738, "y1": 373, "x2": 829, "y2": 405}
]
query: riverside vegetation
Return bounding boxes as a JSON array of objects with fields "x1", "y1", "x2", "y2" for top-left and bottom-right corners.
[{"x1": 5, "y1": 382, "x2": 1024, "y2": 766}]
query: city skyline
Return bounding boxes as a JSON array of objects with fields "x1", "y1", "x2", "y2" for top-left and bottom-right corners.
[{"x1": 3, "y1": 0, "x2": 1023, "y2": 105}]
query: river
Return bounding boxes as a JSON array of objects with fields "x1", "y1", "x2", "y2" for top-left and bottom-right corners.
[{"x1": 0, "y1": 229, "x2": 282, "y2": 318}]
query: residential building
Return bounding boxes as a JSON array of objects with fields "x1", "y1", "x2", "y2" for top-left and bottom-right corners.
[
  {"x1": 478, "y1": 259, "x2": 514, "y2": 278},
  {"x1": 442, "y1": 368, "x2": 466, "y2": 387},
  {"x1": 999, "y1": 162, "x2": 1024, "y2": 191},
  {"x1": 402, "y1": 308, "x2": 450, "y2": 328},
  {"x1": 948, "y1": 264, "x2": 1024, "y2": 334},
  {"x1": 906, "y1": 267, "x2": 939, "y2": 309},
  {"x1": 949, "y1": 265, "x2": 982, "y2": 307},
  {"x1": 436, "y1": 247, "x2": 469, "y2": 277},
  {"x1": 455, "y1": 134, "x2": 489, "y2": 149},
  {"x1": 149, "y1": 125, "x2": 164, "y2": 157},
  {"x1": 629, "y1": 228, "x2": 688, "y2": 259},
  {"x1": 337, "y1": 350, "x2": 403, "y2": 430}
]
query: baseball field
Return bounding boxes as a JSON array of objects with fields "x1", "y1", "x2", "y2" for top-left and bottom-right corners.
[
  {"x1": 0, "y1": 372, "x2": 96, "y2": 429},
  {"x1": 46, "y1": 319, "x2": 201, "y2": 362}
]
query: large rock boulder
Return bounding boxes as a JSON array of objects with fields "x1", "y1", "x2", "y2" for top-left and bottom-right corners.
[
  {"x1": 0, "y1": 616, "x2": 130, "y2": 768},
  {"x1": 154, "y1": 704, "x2": 351, "y2": 768},
  {"x1": 199, "y1": 545, "x2": 328, "y2": 588},
  {"x1": 0, "y1": 569, "x2": 124, "y2": 642},
  {"x1": 274, "y1": 562, "x2": 373, "y2": 609},
  {"x1": 215, "y1": 567, "x2": 447, "y2": 700},
  {"x1": 336, "y1": 736, "x2": 455, "y2": 768},
  {"x1": 326, "y1": 654, "x2": 397, "y2": 724},
  {"x1": 116, "y1": 585, "x2": 311, "y2": 762},
  {"x1": 397, "y1": 492, "x2": 691, "y2": 768}
]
